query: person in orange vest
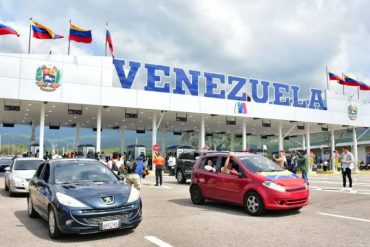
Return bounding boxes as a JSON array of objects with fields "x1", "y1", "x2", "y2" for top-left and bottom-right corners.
[{"x1": 153, "y1": 152, "x2": 165, "y2": 186}]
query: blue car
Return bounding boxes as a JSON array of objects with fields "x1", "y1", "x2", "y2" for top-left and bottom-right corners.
[{"x1": 27, "y1": 159, "x2": 142, "y2": 238}]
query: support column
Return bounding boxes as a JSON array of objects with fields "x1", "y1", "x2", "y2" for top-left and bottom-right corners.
[
  {"x1": 242, "y1": 118, "x2": 247, "y2": 151},
  {"x1": 38, "y1": 103, "x2": 45, "y2": 159},
  {"x1": 278, "y1": 122, "x2": 283, "y2": 151},
  {"x1": 230, "y1": 132, "x2": 235, "y2": 151},
  {"x1": 75, "y1": 122, "x2": 80, "y2": 151},
  {"x1": 152, "y1": 112, "x2": 157, "y2": 171},
  {"x1": 302, "y1": 135, "x2": 306, "y2": 151},
  {"x1": 31, "y1": 122, "x2": 36, "y2": 142},
  {"x1": 330, "y1": 128, "x2": 336, "y2": 171},
  {"x1": 96, "y1": 107, "x2": 102, "y2": 153},
  {"x1": 119, "y1": 126, "x2": 125, "y2": 154},
  {"x1": 199, "y1": 115, "x2": 205, "y2": 150},
  {"x1": 306, "y1": 124, "x2": 311, "y2": 172},
  {"x1": 353, "y1": 127, "x2": 358, "y2": 172}
]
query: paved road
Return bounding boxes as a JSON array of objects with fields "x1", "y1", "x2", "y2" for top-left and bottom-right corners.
[{"x1": 0, "y1": 172, "x2": 370, "y2": 247}]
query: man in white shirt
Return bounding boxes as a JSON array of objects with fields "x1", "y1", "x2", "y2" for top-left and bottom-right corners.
[
  {"x1": 204, "y1": 159, "x2": 216, "y2": 172},
  {"x1": 167, "y1": 155, "x2": 176, "y2": 176},
  {"x1": 339, "y1": 146, "x2": 354, "y2": 191}
]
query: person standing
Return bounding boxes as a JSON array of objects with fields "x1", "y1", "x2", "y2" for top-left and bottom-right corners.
[
  {"x1": 297, "y1": 150, "x2": 309, "y2": 185},
  {"x1": 167, "y1": 154, "x2": 176, "y2": 176},
  {"x1": 153, "y1": 152, "x2": 165, "y2": 186},
  {"x1": 337, "y1": 147, "x2": 354, "y2": 191},
  {"x1": 289, "y1": 151, "x2": 298, "y2": 174}
]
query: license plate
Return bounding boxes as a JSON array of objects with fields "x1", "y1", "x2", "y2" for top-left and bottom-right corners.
[{"x1": 100, "y1": 220, "x2": 120, "y2": 230}]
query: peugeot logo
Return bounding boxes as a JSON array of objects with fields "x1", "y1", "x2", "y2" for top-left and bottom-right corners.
[{"x1": 100, "y1": 196, "x2": 114, "y2": 205}]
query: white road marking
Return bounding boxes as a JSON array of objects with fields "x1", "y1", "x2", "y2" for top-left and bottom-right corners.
[
  {"x1": 318, "y1": 213, "x2": 370, "y2": 223},
  {"x1": 145, "y1": 236, "x2": 173, "y2": 247}
]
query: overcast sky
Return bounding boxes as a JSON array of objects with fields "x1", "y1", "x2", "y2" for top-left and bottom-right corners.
[{"x1": 1, "y1": 0, "x2": 370, "y2": 98}]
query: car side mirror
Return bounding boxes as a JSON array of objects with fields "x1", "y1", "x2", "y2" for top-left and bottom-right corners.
[
  {"x1": 4, "y1": 167, "x2": 10, "y2": 172},
  {"x1": 37, "y1": 180, "x2": 46, "y2": 186},
  {"x1": 118, "y1": 174, "x2": 125, "y2": 180}
]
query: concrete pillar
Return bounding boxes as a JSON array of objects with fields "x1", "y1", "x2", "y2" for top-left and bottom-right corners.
[
  {"x1": 38, "y1": 103, "x2": 45, "y2": 159},
  {"x1": 278, "y1": 122, "x2": 283, "y2": 151},
  {"x1": 242, "y1": 118, "x2": 247, "y2": 151},
  {"x1": 302, "y1": 135, "x2": 306, "y2": 151},
  {"x1": 199, "y1": 115, "x2": 205, "y2": 150},
  {"x1": 31, "y1": 122, "x2": 36, "y2": 142},
  {"x1": 75, "y1": 122, "x2": 80, "y2": 150},
  {"x1": 96, "y1": 107, "x2": 102, "y2": 153},
  {"x1": 230, "y1": 132, "x2": 235, "y2": 151},
  {"x1": 331, "y1": 128, "x2": 336, "y2": 171},
  {"x1": 119, "y1": 126, "x2": 125, "y2": 154},
  {"x1": 306, "y1": 124, "x2": 311, "y2": 171},
  {"x1": 152, "y1": 112, "x2": 157, "y2": 171},
  {"x1": 353, "y1": 127, "x2": 358, "y2": 172}
]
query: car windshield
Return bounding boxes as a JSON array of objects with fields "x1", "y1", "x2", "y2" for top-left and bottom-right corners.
[
  {"x1": 0, "y1": 159, "x2": 12, "y2": 165},
  {"x1": 239, "y1": 155, "x2": 284, "y2": 173},
  {"x1": 14, "y1": 160, "x2": 43, "y2": 170},
  {"x1": 54, "y1": 160, "x2": 119, "y2": 184}
]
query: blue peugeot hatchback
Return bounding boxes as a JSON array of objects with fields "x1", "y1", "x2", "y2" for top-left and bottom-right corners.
[{"x1": 27, "y1": 159, "x2": 142, "y2": 238}]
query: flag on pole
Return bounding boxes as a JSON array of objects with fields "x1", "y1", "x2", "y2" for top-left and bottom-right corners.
[
  {"x1": 106, "y1": 26, "x2": 114, "y2": 56},
  {"x1": 69, "y1": 23, "x2": 92, "y2": 43},
  {"x1": 327, "y1": 71, "x2": 345, "y2": 85},
  {"x1": 31, "y1": 20, "x2": 64, "y2": 39},
  {"x1": 0, "y1": 23, "x2": 20, "y2": 36},
  {"x1": 343, "y1": 74, "x2": 361, "y2": 86},
  {"x1": 357, "y1": 81, "x2": 370, "y2": 91}
]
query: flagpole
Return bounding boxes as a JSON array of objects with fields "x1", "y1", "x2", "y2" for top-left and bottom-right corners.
[
  {"x1": 357, "y1": 77, "x2": 360, "y2": 100},
  {"x1": 342, "y1": 73, "x2": 345, "y2": 95},
  {"x1": 105, "y1": 22, "x2": 108, "y2": 56},
  {"x1": 68, "y1": 20, "x2": 71, "y2": 55},
  {"x1": 28, "y1": 17, "x2": 32, "y2": 54},
  {"x1": 325, "y1": 66, "x2": 329, "y2": 90}
]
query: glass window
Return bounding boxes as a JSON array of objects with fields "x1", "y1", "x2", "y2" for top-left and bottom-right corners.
[
  {"x1": 239, "y1": 155, "x2": 283, "y2": 173},
  {"x1": 40, "y1": 164, "x2": 50, "y2": 183},
  {"x1": 178, "y1": 152, "x2": 194, "y2": 160},
  {"x1": 14, "y1": 160, "x2": 43, "y2": 170},
  {"x1": 53, "y1": 160, "x2": 119, "y2": 184},
  {"x1": 35, "y1": 163, "x2": 45, "y2": 179}
]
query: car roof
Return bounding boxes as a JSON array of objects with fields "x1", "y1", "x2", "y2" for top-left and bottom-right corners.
[
  {"x1": 13, "y1": 158, "x2": 44, "y2": 161},
  {"x1": 202, "y1": 152, "x2": 258, "y2": 157},
  {"x1": 48, "y1": 158, "x2": 99, "y2": 164}
]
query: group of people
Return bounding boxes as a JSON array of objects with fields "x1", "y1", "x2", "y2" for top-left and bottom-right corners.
[{"x1": 272, "y1": 147, "x2": 355, "y2": 190}]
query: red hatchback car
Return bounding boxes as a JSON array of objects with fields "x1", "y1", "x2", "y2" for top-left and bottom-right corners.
[{"x1": 190, "y1": 152, "x2": 309, "y2": 216}]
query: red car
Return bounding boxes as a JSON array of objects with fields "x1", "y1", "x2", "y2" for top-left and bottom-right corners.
[{"x1": 190, "y1": 152, "x2": 309, "y2": 216}]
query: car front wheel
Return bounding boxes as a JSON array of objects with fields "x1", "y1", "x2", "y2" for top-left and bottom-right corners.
[
  {"x1": 244, "y1": 192, "x2": 265, "y2": 216},
  {"x1": 8, "y1": 184, "x2": 14, "y2": 197},
  {"x1": 176, "y1": 169, "x2": 186, "y2": 184},
  {"x1": 27, "y1": 196, "x2": 38, "y2": 218},
  {"x1": 48, "y1": 207, "x2": 61, "y2": 239},
  {"x1": 190, "y1": 185, "x2": 205, "y2": 205}
]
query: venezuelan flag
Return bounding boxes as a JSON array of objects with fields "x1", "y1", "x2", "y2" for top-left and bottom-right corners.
[
  {"x1": 328, "y1": 72, "x2": 343, "y2": 81},
  {"x1": 31, "y1": 20, "x2": 63, "y2": 39},
  {"x1": 0, "y1": 23, "x2": 20, "y2": 36},
  {"x1": 357, "y1": 81, "x2": 370, "y2": 91},
  {"x1": 69, "y1": 23, "x2": 92, "y2": 43},
  {"x1": 106, "y1": 27, "x2": 114, "y2": 55},
  {"x1": 343, "y1": 74, "x2": 361, "y2": 86}
]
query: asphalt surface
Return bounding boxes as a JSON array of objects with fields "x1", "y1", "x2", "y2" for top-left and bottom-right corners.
[{"x1": 0, "y1": 172, "x2": 370, "y2": 247}]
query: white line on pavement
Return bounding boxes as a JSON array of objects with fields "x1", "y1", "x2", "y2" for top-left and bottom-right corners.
[
  {"x1": 145, "y1": 236, "x2": 173, "y2": 247},
  {"x1": 318, "y1": 213, "x2": 370, "y2": 223}
]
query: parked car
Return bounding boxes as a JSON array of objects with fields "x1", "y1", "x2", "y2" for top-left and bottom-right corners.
[
  {"x1": 190, "y1": 152, "x2": 309, "y2": 216},
  {"x1": 0, "y1": 158, "x2": 13, "y2": 172},
  {"x1": 27, "y1": 159, "x2": 142, "y2": 238},
  {"x1": 175, "y1": 150, "x2": 203, "y2": 184},
  {"x1": 4, "y1": 158, "x2": 44, "y2": 196}
]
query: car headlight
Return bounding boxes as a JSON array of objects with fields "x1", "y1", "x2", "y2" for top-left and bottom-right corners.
[
  {"x1": 263, "y1": 181, "x2": 286, "y2": 192},
  {"x1": 127, "y1": 186, "x2": 140, "y2": 203},
  {"x1": 56, "y1": 192, "x2": 88, "y2": 208}
]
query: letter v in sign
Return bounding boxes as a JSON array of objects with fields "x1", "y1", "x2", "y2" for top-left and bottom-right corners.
[{"x1": 113, "y1": 59, "x2": 141, "y2": 89}]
